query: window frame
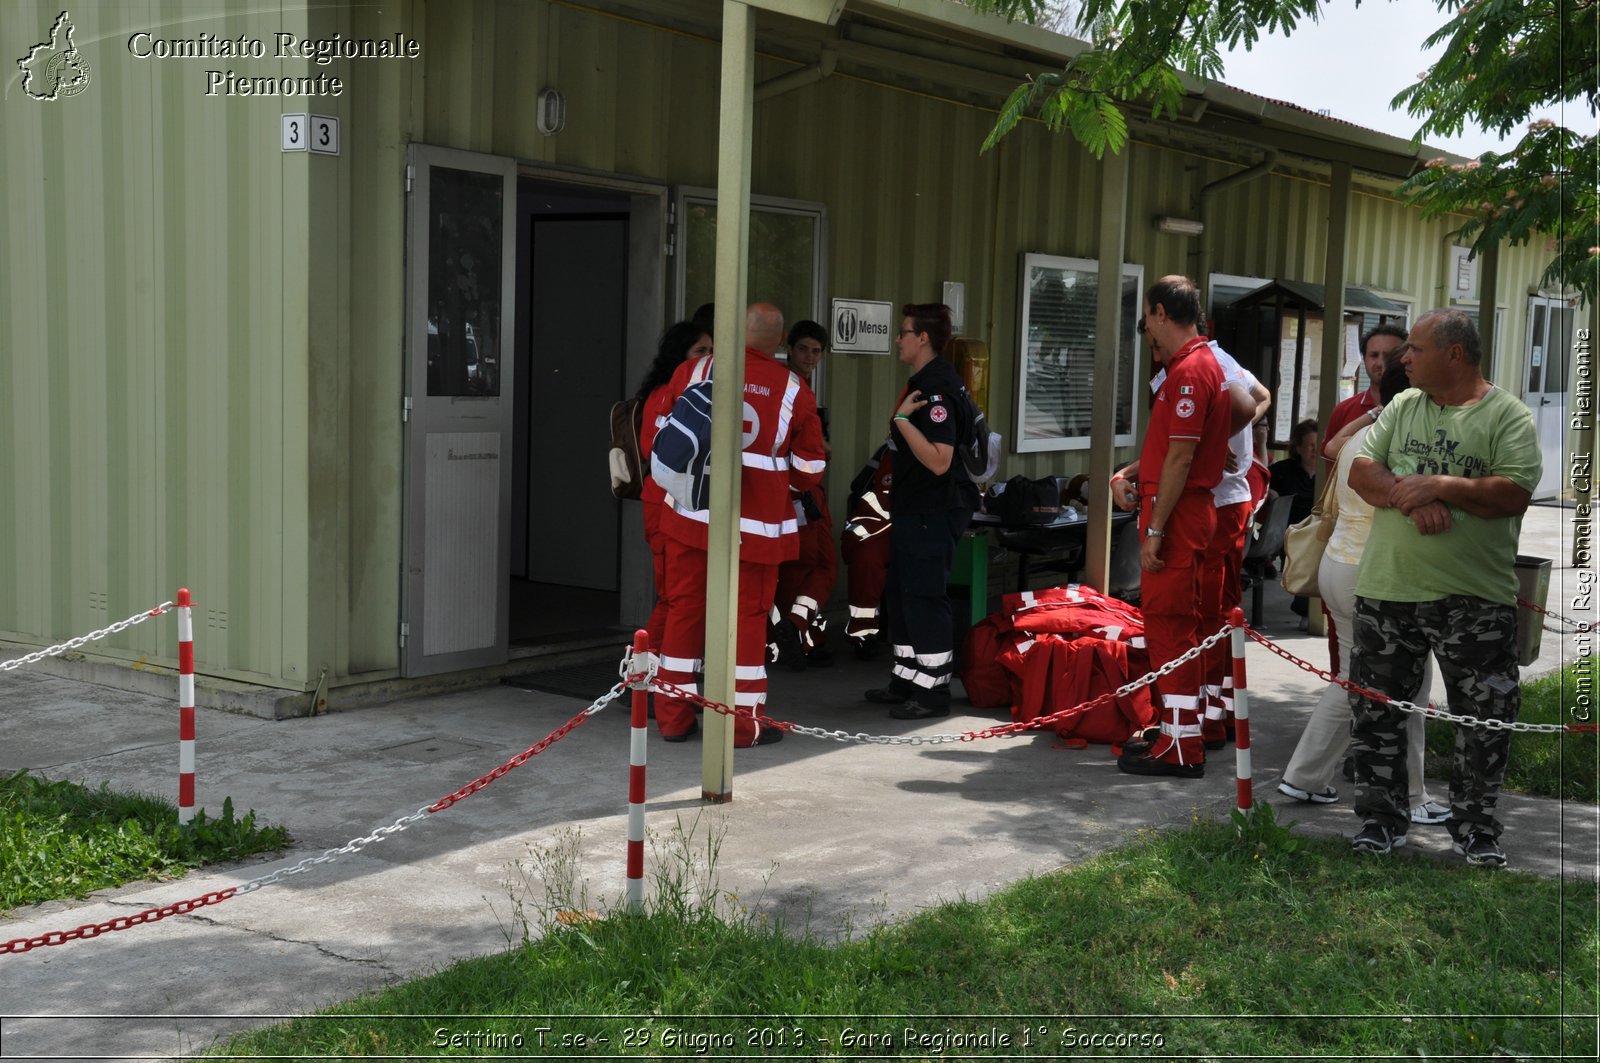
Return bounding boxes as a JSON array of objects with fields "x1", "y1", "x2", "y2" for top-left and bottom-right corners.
[
  {"x1": 1207, "y1": 272, "x2": 1272, "y2": 322},
  {"x1": 672, "y1": 187, "x2": 829, "y2": 389},
  {"x1": 1014, "y1": 253, "x2": 1144, "y2": 454}
]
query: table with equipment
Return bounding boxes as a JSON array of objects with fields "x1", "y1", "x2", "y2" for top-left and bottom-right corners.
[{"x1": 950, "y1": 508, "x2": 1136, "y2": 626}]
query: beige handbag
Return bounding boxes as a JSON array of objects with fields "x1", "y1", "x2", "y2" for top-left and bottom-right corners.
[{"x1": 1280, "y1": 471, "x2": 1340, "y2": 598}]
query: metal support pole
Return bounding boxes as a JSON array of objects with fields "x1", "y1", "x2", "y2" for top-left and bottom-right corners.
[
  {"x1": 625, "y1": 629, "x2": 650, "y2": 912},
  {"x1": 1477, "y1": 240, "x2": 1501, "y2": 381},
  {"x1": 1312, "y1": 162, "x2": 1352, "y2": 640},
  {"x1": 1085, "y1": 146, "x2": 1129, "y2": 591},
  {"x1": 1229, "y1": 608, "x2": 1252, "y2": 812},
  {"x1": 702, "y1": 0, "x2": 755, "y2": 803},
  {"x1": 176, "y1": 588, "x2": 196, "y2": 825}
]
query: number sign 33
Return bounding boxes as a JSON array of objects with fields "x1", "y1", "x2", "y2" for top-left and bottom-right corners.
[{"x1": 281, "y1": 113, "x2": 341, "y2": 155}]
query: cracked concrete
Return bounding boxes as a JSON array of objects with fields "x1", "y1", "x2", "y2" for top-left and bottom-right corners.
[{"x1": 0, "y1": 504, "x2": 1593, "y2": 1060}]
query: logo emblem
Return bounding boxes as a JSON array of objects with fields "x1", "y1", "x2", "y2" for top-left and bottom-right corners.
[
  {"x1": 1175, "y1": 398, "x2": 1196, "y2": 419},
  {"x1": 18, "y1": 11, "x2": 91, "y2": 101},
  {"x1": 834, "y1": 307, "x2": 858, "y2": 345},
  {"x1": 741, "y1": 401, "x2": 761, "y2": 449},
  {"x1": 929, "y1": 405, "x2": 948, "y2": 424}
]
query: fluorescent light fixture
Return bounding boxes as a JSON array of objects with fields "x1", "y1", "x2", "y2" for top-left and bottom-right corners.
[{"x1": 1156, "y1": 215, "x2": 1205, "y2": 236}]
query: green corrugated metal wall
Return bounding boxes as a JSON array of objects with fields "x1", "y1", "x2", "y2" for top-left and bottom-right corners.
[
  {"x1": 1, "y1": 0, "x2": 319, "y2": 684},
  {"x1": 1, "y1": 0, "x2": 1569, "y2": 691}
]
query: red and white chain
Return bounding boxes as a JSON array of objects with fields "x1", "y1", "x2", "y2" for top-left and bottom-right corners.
[
  {"x1": 1247, "y1": 628, "x2": 1598, "y2": 735},
  {"x1": 652, "y1": 624, "x2": 1237, "y2": 746},
  {"x1": 1519, "y1": 595, "x2": 1595, "y2": 634},
  {"x1": 0, "y1": 677, "x2": 632, "y2": 955},
  {"x1": 0, "y1": 602, "x2": 174, "y2": 673}
]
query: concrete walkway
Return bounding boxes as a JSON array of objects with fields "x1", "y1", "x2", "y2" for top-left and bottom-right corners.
[{"x1": 0, "y1": 504, "x2": 1592, "y2": 1060}]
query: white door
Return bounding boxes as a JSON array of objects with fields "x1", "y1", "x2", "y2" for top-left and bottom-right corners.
[
  {"x1": 1525, "y1": 295, "x2": 1575, "y2": 500},
  {"x1": 402, "y1": 145, "x2": 517, "y2": 676}
]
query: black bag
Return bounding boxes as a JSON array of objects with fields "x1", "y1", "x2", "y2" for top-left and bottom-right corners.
[
  {"x1": 935, "y1": 386, "x2": 1001, "y2": 485},
  {"x1": 607, "y1": 396, "x2": 646, "y2": 500},
  {"x1": 992, "y1": 475, "x2": 1063, "y2": 527}
]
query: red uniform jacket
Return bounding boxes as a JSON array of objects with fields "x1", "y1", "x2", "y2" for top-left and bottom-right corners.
[{"x1": 658, "y1": 348, "x2": 827, "y2": 564}]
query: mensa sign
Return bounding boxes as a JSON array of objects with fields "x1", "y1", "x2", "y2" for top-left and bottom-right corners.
[{"x1": 830, "y1": 298, "x2": 893, "y2": 355}]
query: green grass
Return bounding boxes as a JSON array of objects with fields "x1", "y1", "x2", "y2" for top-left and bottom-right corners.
[
  {"x1": 0, "y1": 769, "x2": 289, "y2": 910},
  {"x1": 1425, "y1": 661, "x2": 1598, "y2": 801},
  {"x1": 209, "y1": 810, "x2": 1598, "y2": 1060}
]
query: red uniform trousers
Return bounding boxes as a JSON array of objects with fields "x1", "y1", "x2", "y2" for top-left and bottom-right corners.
[
  {"x1": 1139, "y1": 489, "x2": 1216, "y2": 767},
  {"x1": 841, "y1": 523, "x2": 890, "y2": 639},
  {"x1": 657, "y1": 538, "x2": 777, "y2": 747},
  {"x1": 643, "y1": 500, "x2": 669, "y2": 651},
  {"x1": 1198, "y1": 499, "x2": 1251, "y2": 743},
  {"x1": 775, "y1": 488, "x2": 836, "y2": 644}
]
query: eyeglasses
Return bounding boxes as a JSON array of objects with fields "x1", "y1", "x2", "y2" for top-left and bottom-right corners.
[
  {"x1": 899, "y1": 329, "x2": 918, "y2": 337},
  {"x1": 1136, "y1": 316, "x2": 1147, "y2": 335}
]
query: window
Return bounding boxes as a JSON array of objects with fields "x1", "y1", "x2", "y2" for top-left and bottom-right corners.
[
  {"x1": 1016, "y1": 254, "x2": 1143, "y2": 452},
  {"x1": 1208, "y1": 272, "x2": 1271, "y2": 322},
  {"x1": 675, "y1": 189, "x2": 825, "y2": 332},
  {"x1": 1451, "y1": 303, "x2": 1506, "y2": 363}
]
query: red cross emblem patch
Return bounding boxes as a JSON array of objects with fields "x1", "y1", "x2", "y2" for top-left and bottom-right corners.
[{"x1": 929, "y1": 405, "x2": 948, "y2": 423}]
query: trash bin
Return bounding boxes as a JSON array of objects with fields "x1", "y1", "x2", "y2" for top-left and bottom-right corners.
[{"x1": 1513, "y1": 555, "x2": 1552, "y2": 667}]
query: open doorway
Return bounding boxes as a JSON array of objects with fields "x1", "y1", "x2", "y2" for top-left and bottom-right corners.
[
  {"x1": 1525, "y1": 294, "x2": 1576, "y2": 500},
  {"x1": 510, "y1": 177, "x2": 662, "y2": 646}
]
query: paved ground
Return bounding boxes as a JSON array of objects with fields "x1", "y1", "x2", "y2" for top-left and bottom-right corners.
[{"x1": 0, "y1": 504, "x2": 1592, "y2": 1060}]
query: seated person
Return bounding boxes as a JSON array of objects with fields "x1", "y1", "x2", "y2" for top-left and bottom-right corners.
[{"x1": 1270, "y1": 418, "x2": 1319, "y2": 622}]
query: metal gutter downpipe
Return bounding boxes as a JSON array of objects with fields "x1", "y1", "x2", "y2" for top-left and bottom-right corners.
[
  {"x1": 1196, "y1": 151, "x2": 1279, "y2": 309},
  {"x1": 755, "y1": 51, "x2": 836, "y2": 102}
]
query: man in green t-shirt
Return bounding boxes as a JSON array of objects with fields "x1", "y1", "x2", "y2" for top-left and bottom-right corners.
[{"x1": 1347, "y1": 308, "x2": 1541, "y2": 868}]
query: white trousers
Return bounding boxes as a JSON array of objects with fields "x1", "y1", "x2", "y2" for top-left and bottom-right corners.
[{"x1": 1281, "y1": 553, "x2": 1434, "y2": 806}]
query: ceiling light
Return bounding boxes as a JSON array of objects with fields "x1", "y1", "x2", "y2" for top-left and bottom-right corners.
[{"x1": 1156, "y1": 215, "x2": 1205, "y2": 236}]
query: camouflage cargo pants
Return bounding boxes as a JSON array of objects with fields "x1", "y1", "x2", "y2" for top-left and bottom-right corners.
[{"x1": 1348, "y1": 595, "x2": 1520, "y2": 839}]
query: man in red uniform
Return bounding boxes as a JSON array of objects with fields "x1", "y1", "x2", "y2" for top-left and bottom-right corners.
[
  {"x1": 771, "y1": 320, "x2": 838, "y2": 668},
  {"x1": 840, "y1": 440, "x2": 894, "y2": 659},
  {"x1": 652, "y1": 302, "x2": 828, "y2": 747},
  {"x1": 1323, "y1": 324, "x2": 1407, "y2": 466},
  {"x1": 1109, "y1": 276, "x2": 1234, "y2": 777}
]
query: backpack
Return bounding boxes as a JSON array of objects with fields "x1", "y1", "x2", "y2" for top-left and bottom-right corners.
[
  {"x1": 607, "y1": 396, "x2": 646, "y2": 500},
  {"x1": 649, "y1": 369, "x2": 715, "y2": 511},
  {"x1": 945, "y1": 386, "x2": 1001, "y2": 485},
  {"x1": 992, "y1": 475, "x2": 1063, "y2": 527}
]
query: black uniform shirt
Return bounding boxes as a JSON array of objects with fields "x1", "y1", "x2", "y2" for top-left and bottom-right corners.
[{"x1": 889, "y1": 357, "x2": 977, "y2": 516}]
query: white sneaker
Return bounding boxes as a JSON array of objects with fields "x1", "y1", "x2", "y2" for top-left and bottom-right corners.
[{"x1": 1410, "y1": 800, "x2": 1451, "y2": 825}]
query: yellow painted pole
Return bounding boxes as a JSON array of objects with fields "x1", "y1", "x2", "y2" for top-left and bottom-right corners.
[
  {"x1": 1311, "y1": 161, "x2": 1353, "y2": 639},
  {"x1": 702, "y1": 0, "x2": 755, "y2": 802},
  {"x1": 1084, "y1": 145, "x2": 1128, "y2": 591}
]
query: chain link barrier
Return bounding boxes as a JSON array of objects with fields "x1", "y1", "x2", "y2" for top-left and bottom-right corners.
[
  {"x1": 1519, "y1": 594, "x2": 1595, "y2": 635},
  {"x1": 425, "y1": 681, "x2": 629, "y2": 812},
  {"x1": 1, "y1": 673, "x2": 636, "y2": 956},
  {"x1": 0, "y1": 602, "x2": 175, "y2": 673},
  {"x1": 649, "y1": 625, "x2": 1238, "y2": 746},
  {"x1": 1247, "y1": 627, "x2": 1599, "y2": 735},
  {"x1": 10, "y1": 620, "x2": 1589, "y2": 957}
]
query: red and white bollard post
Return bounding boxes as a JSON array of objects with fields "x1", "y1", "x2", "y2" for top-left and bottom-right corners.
[
  {"x1": 1229, "y1": 607, "x2": 1252, "y2": 811},
  {"x1": 625, "y1": 629, "x2": 651, "y2": 912},
  {"x1": 176, "y1": 588, "x2": 196, "y2": 825}
]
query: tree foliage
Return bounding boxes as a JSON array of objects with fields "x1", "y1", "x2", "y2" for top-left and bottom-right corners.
[
  {"x1": 974, "y1": 0, "x2": 1599, "y2": 301},
  {"x1": 1392, "y1": 0, "x2": 1598, "y2": 299},
  {"x1": 975, "y1": 0, "x2": 1324, "y2": 155}
]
